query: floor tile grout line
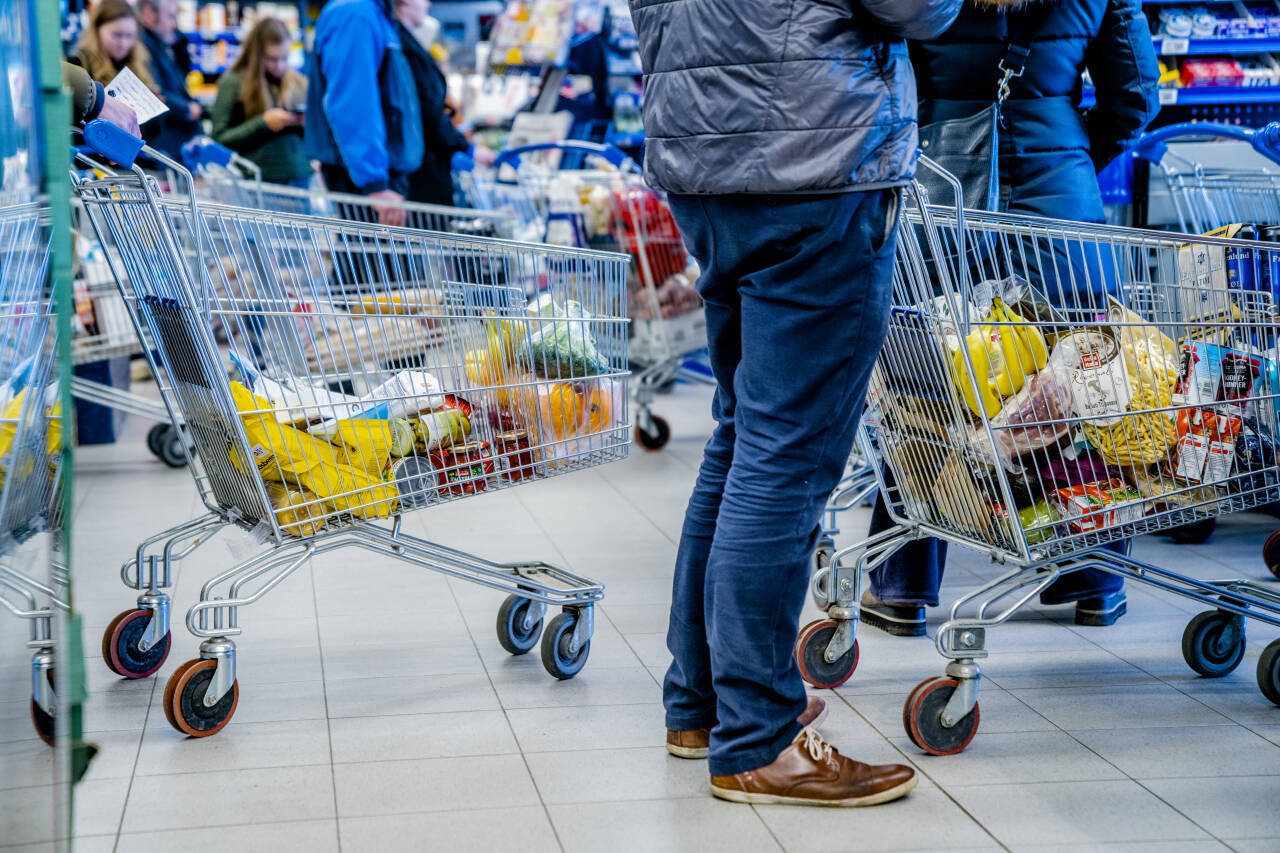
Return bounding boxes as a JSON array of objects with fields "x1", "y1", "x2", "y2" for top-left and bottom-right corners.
[
  {"x1": 1129, "y1": 776, "x2": 1232, "y2": 846},
  {"x1": 109, "y1": 661, "x2": 160, "y2": 851},
  {"x1": 306, "y1": 562, "x2": 344, "y2": 853},
  {"x1": 439, "y1": 568, "x2": 568, "y2": 853},
  {"x1": 827, "y1": 690, "x2": 1012, "y2": 852},
  {"x1": 747, "y1": 803, "x2": 788, "y2": 853}
]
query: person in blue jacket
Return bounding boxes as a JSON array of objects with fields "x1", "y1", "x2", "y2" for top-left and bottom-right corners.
[
  {"x1": 137, "y1": 0, "x2": 202, "y2": 161},
  {"x1": 305, "y1": 0, "x2": 423, "y2": 228},
  {"x1": 861, "y1": 0, "x2": 1161, "y2": 637}
]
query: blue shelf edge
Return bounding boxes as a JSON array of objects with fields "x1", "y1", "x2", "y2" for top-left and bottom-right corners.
[
  {"x1": 1152, "y1": 36, "x2": 1280, "y2": 56},
  {"x1": 1082, "y1": 85, "x2": 1280, "y2": 107}
]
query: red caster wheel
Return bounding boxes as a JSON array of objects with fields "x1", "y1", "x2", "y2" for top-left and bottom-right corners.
[
  {"x1": 102, "y1": 608, "x2": 171, "y2": 679},
  {"x1": 795, "y1": 619, "x2": 859, "y2": 689},
  {"x1": 164, "y1": 659, "x2": 238, "y2": 737},
  {"x1": 904, "y1": 677, "x2": 980, "y2": 756},
  {"x1": 30, "y1": 669, "x2": 56, "y2": 747},
  {"x1": 1263, "y1": 530, "x2": 1280, "y2": 580}
]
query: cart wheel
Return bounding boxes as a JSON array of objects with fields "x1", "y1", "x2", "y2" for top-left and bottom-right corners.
[
  {"x1": 102, "y1": 609, "x2": 170, "y2": 679},
  {"x1": 902, "y1": 677, "x2": 945, "y2": 750},
  {"x1": 635, "y1": 416, "x2": 670, "y2": 451},
  {"x1": 496, "y1": 594, "x2": 543, "y2": 656},
  {"x1": 165, "y1": 658, "x2": 238, "y2": 737},
  {"x1": 156, "y1": 426, "x2": 189, "y2": 468},
  {"x1": 813, "y1": 538, "x2": 836, "y2": 573},
  {"x1": 794, "y1": 619, "x2": 859, "y2": 689},
  {"x1": 29, "y1": 668, "x2": 55, "y2": 746},
  {"x1": 146, "y1": 423, "x2": 167, "y2": 458},
  {"x1": 1181, "y1": 610, "x2": 1246, "y2": 678},
  {"x1": 1258, "y1": 639, "x2": 1280, "y2": 706},
  {"x1": 541, "y1": 611, "x2": 590, "y2": 680},
  {"x1": 1263, "y1": 530, "x2": 1280, "y2": 580},
  {"x1": 1169, "y1": 517, "x2": 1215, "y2": 545},
  {"x1": 904, "y1": 677, "x2": 980, "y2": 756}
]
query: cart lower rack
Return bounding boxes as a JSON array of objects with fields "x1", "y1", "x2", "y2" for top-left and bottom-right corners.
[
  {"x1": 75, "y1": 123, "x2": 630, "y2": 737},
  {"x1": 798, "y1": 159, "x2": 1280, "y2": 754}
]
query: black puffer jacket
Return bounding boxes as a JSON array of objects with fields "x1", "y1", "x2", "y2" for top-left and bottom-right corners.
[
  {"x1": 630, "y1": 0, "x2": 963, "y2": 195},
  {"x1": 910, "y1": 0, "x2": 1160, "y2": 221}
]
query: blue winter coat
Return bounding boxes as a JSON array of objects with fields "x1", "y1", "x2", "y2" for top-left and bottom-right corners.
[
  {"x1": 630, "y1": 0, "x2": 963, "y2": 195},
  {"x1": 305, "y1": 0, "x2": 424, "y2": 194},
  {"x1": 910, "y1": 0, "x2": 1160, "y2": 222}
]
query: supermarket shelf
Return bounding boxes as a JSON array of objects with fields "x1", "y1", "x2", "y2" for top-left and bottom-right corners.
[
  {"x1": 1083, "y1": 85, "x2": 1280, "y2": 108},
  {"x1": 1152, "y1": 36, "x2": 1280, "y2": 56}
]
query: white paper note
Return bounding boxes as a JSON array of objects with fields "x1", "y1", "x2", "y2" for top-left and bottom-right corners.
[{"x1": 104, "y1": 67, "x2": 169, "y2": 125}]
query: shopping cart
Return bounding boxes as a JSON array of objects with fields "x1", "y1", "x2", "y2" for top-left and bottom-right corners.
[
  {"x1": 68, "y1": 191, "x2": 190, "y2": 467},
  {"x1": 1134, "y1": 121, "x2": 1280, "y2": 235},
  {"x1": 181, "y1": 137, "x2": 515, "y2": 238},
  {"x1": 812, "y1": 429, "x2": 879, "y2": 575},
  {"x1": 796, "y1": 157, "x2": 1280, "y2": 754},
  {"x1": 74, "y1": 121, "x2": 630, "y2": 737},
  {"x1": 0, "y1": 203, "x2": 67, "y2": 746},
  {"x1": 483, "y1": 141, "x2": 714, "y2": 450}
]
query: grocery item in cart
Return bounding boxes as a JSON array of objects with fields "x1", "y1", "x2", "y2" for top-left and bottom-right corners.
[
  {"x1": 1055, "y1": 479, "x2": 1145, "y2": 533},
  {"x1": 265, "y1": 481, "x2": 327, "y2": 538},
  {"x1": 1051, "y1": 328, "x2": 1133, "y2": 426},
  {"x1": 528, "y1": 295, "x2": 610, "y2": 380}
]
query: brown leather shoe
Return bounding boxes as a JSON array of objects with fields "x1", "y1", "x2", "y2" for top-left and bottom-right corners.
[
  {"x1": 666, "y1": 696, "x2": 829, "y2": 760},
  {"x1": 710, "y1": 727, "x2": 917, "y2": 807}
]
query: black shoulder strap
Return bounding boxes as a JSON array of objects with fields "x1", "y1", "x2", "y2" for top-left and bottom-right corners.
[{"x1": 1002, "y1": 1, "x2": 1054, "y2": 79}]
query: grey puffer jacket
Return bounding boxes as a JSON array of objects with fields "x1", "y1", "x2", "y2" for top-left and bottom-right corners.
[{"x1": 631, "y1": 0, "x2": 963, "y2": 195}]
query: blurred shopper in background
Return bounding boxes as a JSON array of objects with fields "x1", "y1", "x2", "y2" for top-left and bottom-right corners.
[
  {"x1": 632, "y1": 0, "x2": 962, "y2": 808},
  {"x1": 306, "y1": 0, "x2": 423, "y2": 227},
  {"x1": 137, "y1": 0, "x2": 202, "y2": 160},
  {"x1": 393, "y1": 0, "x2": 469, "y2": 207},
  {"x1": 71, "y1": 0, "x2": 154, "y2": 89},
  {"x1": 861, "y1": 0, "x2": 1161, "y2": 637},
  {"x1": 212, "y1": 17, "x2": 311, "y2": 187}
]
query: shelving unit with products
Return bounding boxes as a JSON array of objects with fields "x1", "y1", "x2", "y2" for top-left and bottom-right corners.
[{"x1": 175, "y1": 0, "x2": 311, "y2": 105}]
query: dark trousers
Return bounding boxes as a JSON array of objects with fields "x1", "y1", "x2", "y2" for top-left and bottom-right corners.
[{"x1": 663, "y1": 190, "x2": 897, "y2": 776}]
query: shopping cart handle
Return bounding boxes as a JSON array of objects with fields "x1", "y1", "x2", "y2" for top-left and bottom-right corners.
[
  {"x1": 494, "y1": 140, "x2": 637, "y2": 174},
  {"x1": 82, "y1": 119, "x2": 145, "y2": 169},
  {"x1": 1132, "y1": 121, "x2": 1280, "y2": 165},
  {"x1": 181, "y1": 136, "x2": 236, "y2": 170}
]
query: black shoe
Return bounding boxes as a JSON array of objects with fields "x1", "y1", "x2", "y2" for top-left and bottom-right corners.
[
  {"x1": 1075, "y1": 592, "x2": 1127, "y2": 627},
  {"x1": 860, "y1": 590, "x2": 926, "y2": 637}
]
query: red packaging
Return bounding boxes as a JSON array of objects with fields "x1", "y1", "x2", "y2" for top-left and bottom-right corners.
[
  {"x1": 1181, "y1": 59, "x2": 1244, "y2": 87},
  {"x1": 429, "y1": 440, "x2": 494, "y2": 495},
  {"x1": 1055, "y1": 479, "x2": 1145, "y2": 533}
]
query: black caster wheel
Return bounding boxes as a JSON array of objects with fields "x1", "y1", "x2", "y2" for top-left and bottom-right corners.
[
  {"x1": 635, "y1": 416, "x2": 671, "y2": 451},
  {"x1": 102, "y1": 608, "x2": 171, "y2": 679},
  {"x1": 496, "y1": 594, "x2": 543, "y2": 656},
  {"x1": 1181, "y1": 610, "x2": 1246, "y2": 678},
  {"x1": 156, "y1": 426, "x2": 189, "y2": 468},
  {"x1": 541, "y1": 611, "x2": 590, "y2": 680},
  {"x1": 904, "y1": 676, "x2": 980, "y2": 756},
  {"x1": 164, "y1": 658, "x2": 238, "y2": 737},
  {"x1": 30, "y1": 668, "x2": 55, "y2": 747},
  {"x1": 794, "y1": 619, "x2": 859, "y2": 689},
  {"x1": 1259, "y1": 639, "x2": 1280, "y2": 706},
  {"x1": 1263, "y1": 530, "x2": 1280, "y2": 580},
  {"x1": 146, "y1": 423, "x2": 167, "y2": 458},
  {"x1": 1169, "y1": 517, "x2": 1216, "y2": 545}
]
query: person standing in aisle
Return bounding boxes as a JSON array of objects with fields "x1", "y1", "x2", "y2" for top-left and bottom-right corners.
[
  {"x1": 137, "y1": 0, "x2": 203, "y2": 160},
  {"x1": 71, "y1": 0, "x2": 155, "y2": 91},
  {"x1": 392, "y1": 0, "x2": 470, "y2": 207},
  {"x1": 631, "y1": 0, "x2": 962, "y2": 806},
  {"x1": 305, "y1": 0, "x2": 424, "y2": 228},
  {"x1": 860, "y1": 0, "x2": 1161, "y2": 638},
  {"x1": 211, "y1": 18, "x2": 311, "y2": 187}
]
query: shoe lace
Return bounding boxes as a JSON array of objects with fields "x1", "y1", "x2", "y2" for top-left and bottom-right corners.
[{"x1": 802, "y1": 727, "x2": 835, "y2": 766}]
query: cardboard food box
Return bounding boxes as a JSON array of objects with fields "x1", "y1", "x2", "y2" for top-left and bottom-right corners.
[{"x1": 1055, "y1": 479, "x2": 1146, "y2": 533}]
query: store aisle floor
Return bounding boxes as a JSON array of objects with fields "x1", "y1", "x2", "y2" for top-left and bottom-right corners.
[{"x1": 67, "y1": 382, "x2": 1280, "y2": 852}]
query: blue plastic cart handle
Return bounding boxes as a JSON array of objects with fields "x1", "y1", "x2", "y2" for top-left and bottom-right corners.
[
  {"x1": 494, "y1": 140, "x2": 636, "y2": 174},
  {"x1": 1132, "y1": 120, "x2": 1280, "y2": 166},
  {"x1": 82, "y1": 118, "x2": 146, "y2": 168},
  {"x1": 181, "y1": 136, "x2": 236, "y2": 169}
]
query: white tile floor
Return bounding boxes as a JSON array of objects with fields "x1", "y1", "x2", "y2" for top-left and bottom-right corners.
[{"x1": 51, "y1": 382, "x2": 1280, "y2": 851}]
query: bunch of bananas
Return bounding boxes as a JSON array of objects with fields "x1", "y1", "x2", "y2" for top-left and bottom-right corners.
[{"x1": 953, "y1": 299, "x2": 1050, "y2": 418}]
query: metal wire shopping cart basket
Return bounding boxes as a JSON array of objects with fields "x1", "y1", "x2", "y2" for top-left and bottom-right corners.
[
  {"x1": 1135, "y1": 121, "x2": 1280, "y2": 235},
  {"x1": 74, "y1": 121, "x2": 630, "y2": 737},
  {"x1": 0, "y1": 203, "x2": 67, "y2": 746},
  {"x1": 476, "y1": 140, "x2": 714, "y2": 450},
  {"x1": 796, "y1": 158, "x2": 1280, "y2": 755},
  {"x1": 182, "y1": 137, "x2": 516, "y2": 239}
]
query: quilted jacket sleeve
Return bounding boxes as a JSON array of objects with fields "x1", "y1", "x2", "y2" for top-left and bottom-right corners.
[
  {"x1": 1083, "y1": 0, "x2": 1161, "y2": 171},
  {"x1": 859, "y1": 0, "x2": 963, "y2": 41}
]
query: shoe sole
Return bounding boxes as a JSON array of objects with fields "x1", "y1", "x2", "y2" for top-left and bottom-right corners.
[
  {"x1": 860, "y1": 608, "x2": 926, "y2": 638},
  {"x1": 667, "y1": 743, "x2": 709, "y2": 759},
  {"x1": 710, "y1": 773, "x2": 918, "y2": 807},
  {"x1": 1075, "y1": 600, "x2": 1127, "y2": 627}
]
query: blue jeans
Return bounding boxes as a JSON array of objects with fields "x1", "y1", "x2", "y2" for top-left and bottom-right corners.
[{"x1": 663, "y1": 190, "x2": 898, "y2": 777}]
